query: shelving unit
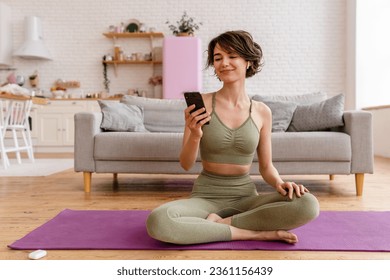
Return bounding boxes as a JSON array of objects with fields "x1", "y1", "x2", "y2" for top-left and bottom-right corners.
[
  {"x1": 103, "y1": 60, "x2": 162, "y2": 65},
  {"x1": 102, "y1": 32, "x2": 164, "y2": 66},
  {"x1": 103, "y1": 32, "x2": 164, "y2": 39},
  {"x1": 102, "y1": 32, "x2": 164, "y2": 98}
]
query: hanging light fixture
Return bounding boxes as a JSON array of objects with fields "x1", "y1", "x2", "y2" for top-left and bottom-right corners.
[{"x1": 13, "y1": 16, "x2": 52, "y2": 60}]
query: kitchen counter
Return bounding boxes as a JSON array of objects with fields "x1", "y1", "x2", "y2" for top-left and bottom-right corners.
[
  {"x1": 46, "y1": 97, "x2": 121, "y2": 101},
  {"x1": 1, "y1": 92, "x2": 121, "y2": 104}
]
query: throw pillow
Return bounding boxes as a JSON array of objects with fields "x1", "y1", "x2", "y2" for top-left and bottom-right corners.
[
  {"x1": 258, "y1": 100, "x2": 298, "y2": 132},
  {"x1": 98, "y1": 100, "x2": 148, "y2": 132},
  {"x1": 252, "y1": 92, "x2": 327, "y2": 105},
  {"x1": 121, "y1": 95, "x2": 186, "y2": 132},
  {"x1": 288, "y1": 94, "x2": 345, "y2": 132}
]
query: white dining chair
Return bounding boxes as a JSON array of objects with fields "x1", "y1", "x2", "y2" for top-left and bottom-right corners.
[
  {"x1": 0, "y1": 97, "x2": 34, "y2": 169},
  {"x1": 0, "y1": 99, "x2": 10, "y2": 168}
]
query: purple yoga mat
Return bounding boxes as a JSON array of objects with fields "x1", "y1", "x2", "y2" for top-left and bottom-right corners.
[{"x1": 8, "y1": 209, "x2": 390, "y2": 251}]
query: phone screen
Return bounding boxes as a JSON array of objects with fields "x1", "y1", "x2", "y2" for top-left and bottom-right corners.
[{"x1": 184, "y1": 92, "x2": 209, "y2": 125}]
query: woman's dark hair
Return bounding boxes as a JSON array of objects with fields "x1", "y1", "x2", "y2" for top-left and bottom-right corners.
[{"x1": 206, "y1": 30, "x2": 264, "y2": 78}]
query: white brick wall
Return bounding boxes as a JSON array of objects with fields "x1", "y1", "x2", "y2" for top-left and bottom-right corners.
[{"x1": 1, "y1": 0, "x2": 346, "y2": 98}]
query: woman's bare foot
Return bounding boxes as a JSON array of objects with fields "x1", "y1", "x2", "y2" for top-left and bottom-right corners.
[
  {"x1": 231, "y1": 227, "x2": 298, "y2": 244},
  {"x1": 206, "y1": 213, "x2": 222, "y2": 222},
  {"x1": 206, "y1": 213, "x2": 298, "y2": 244},
  {"x1": 269, "y1": 230, "x2": 298, "y2": 244}
]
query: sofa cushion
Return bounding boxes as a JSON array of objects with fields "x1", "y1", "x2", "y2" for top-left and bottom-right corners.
[
  {"x1": 121, "y1": 95, "x2": 186, "y2": 132},
  {"x1": 252, "y1": 92, "x2": 327, "y2": 132},
  {"x1": 255, "y1": 100, "x2": 297, "y2": 132},
  {"x1": 252, "y1": 92, "x2": 327, "y2": 105},
  {"x1": 98, "y1": 100, "x2": 148, "y2": 132},
  {"x1": 270, "y1": 131, "x2": 351, "y2": 162},
  {"x1": 94, "y1": 132, "x2": 184, "y2": 161},
  {"x1": 94, "y1": 130, "x2": 350, "y2": 163},
  {"x1": 288, "y1": 94, "x2": 345, "y2": 132}
]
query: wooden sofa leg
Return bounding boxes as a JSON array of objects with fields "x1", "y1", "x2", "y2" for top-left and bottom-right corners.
[
  {"x1": 83, "y1": 172, "x2": 92, "y2": 193},
  {"x1": 355, "y1": 173, "x2": 364, "y2": 196},
  {"x1": 329, "y1": 174, "x2": 335, "y2": 180},
  {"x1": 112, "y1": 173, "x2": 119, "y2": 191}
]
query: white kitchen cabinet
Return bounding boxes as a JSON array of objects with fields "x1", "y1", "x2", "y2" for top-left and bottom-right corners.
[
  {"x1": 36, "y1": 100, "x2": 87, "y2": 147},
  {"x1": 86, "y1": 100, "x2": 102, "y2": 112},
  {"x1": 33, "y1": 99, "x2": 116, "y2": 152},
  {"x1": 37, "y1": 112, "x2": 74, "y2": 146}
]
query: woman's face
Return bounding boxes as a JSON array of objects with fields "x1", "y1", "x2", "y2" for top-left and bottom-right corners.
[{"x1": 213, "y1": 43, "x2": 247, "y2": 83}]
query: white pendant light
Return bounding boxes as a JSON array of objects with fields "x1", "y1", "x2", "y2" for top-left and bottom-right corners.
[{"x1": 13, "y1": 16, "x2": 52, "y2": 60}]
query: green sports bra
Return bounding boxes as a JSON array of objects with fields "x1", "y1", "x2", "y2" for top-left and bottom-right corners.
[{"x1": 200, "y1": 93, "x2": 260, "y2": 165}]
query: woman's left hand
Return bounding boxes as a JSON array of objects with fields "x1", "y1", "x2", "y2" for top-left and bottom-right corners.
[{"x1": 276, "y1": 182, "x2": 309, "y2": 200}]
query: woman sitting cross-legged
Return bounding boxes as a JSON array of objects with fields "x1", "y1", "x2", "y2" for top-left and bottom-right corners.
[{"x1": 146, "y1": 30, "x2": 320, "y2": 245}]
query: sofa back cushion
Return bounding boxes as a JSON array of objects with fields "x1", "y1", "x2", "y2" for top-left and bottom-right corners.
[
  {"x1": 288, "y1": 94, "x2": 345, "y2": 132},
  {"x1": 252, "y1": 91, "x2": 327, "y2": 105},
  {"x1": 252, "y1": 92, "x2": 345, "y2": 132},
  {"x1": 252, "y1": 92, "x2": 328, "y2": 132},
  {"x1": 98, "y1": 100, "x2": 148, "y2": 132},
  {"x1": 121, "y1": 95, "x2": 186, "y2": 132}
]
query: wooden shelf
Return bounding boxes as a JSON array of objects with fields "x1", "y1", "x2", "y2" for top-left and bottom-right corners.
[
  {"x1": 103, "y1": 60, "x2": 162, "y2": 65},
  {"x1": 103, "y1": 31, "x2": 163, "y2": 78},
  {"x1": 103, "y1": 32, "x2": 164, "y2": 39}
]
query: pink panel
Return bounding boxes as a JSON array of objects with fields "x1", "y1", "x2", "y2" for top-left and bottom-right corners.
[{"x1": 163, "y1": 36, "x2": 202, "y2": 99}]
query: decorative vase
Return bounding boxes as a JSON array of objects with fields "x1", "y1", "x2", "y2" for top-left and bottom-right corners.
[
  {"x1": 153, "y1": 85, "x2": 162, "y2": 99},
  {"x1": 177, "y1": 32, "x2": 192, "y2": 37}
]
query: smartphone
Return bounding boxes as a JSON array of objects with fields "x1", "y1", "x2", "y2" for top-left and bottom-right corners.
[{"x1": 184, "y1": 92, "x2": 209, "y2": 125}]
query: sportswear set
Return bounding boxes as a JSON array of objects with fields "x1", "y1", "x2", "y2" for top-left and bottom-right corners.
[{"x1": 146, "y1": 93, "x2": 319, "y2": 244}]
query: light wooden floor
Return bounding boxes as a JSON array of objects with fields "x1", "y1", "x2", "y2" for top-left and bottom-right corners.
[{"x1": 1, "y1": 154, "x2": 390, "y2": 260}]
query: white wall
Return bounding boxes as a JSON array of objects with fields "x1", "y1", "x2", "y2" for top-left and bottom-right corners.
[
  {"x1": 354, "y1": 0, "x2": 390, "y2": 158},
  {"x1": 355, "y1": 0, "x2": 390, "y2": 109},
  {"x1": 369, "y1": 108, "x2": 390, "y2": 158},
  {"x1": 0, "y1": 0, "x2": 347, "y2": 100}
]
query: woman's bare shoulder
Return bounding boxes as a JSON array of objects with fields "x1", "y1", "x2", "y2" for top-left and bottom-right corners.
[
  {"x1": 250, "y1": 99, "x2": 272, "y2": 131},
  {"x1": 252, "y1": 99, "x2": 271, "y2": 116}
]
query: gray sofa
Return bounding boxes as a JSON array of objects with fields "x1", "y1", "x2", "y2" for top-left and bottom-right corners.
[{"x1": 74, "y1": 93, "x2": 373, "y2": 196}]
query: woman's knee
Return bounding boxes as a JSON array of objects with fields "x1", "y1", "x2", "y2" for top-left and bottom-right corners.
[
  {"x1": 146, "y1": 208, "x2": 171, "y2": 242},
  {"x1": 146, "y1": 206, "x2": 191, "y2": 244},
  {"x1": 298, "y1": 193, "x2": 320, "y2": 221}
]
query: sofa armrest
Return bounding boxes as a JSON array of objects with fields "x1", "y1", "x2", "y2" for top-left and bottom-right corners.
[
  {"x1": 74, "y1": 112, "x2": 103, "y2": 172},
  {"x1": 341, "y1": 110, "x2": 374, "y2": 174}
]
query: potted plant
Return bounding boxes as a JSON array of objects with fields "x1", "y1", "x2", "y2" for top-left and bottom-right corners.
[
  {"x1": 148, "y1": 75, "x2": 162, "y2": 86},
  {"x1": 149, "y1": 75, "x2": 163, "y2": 98},
  {"x1": 166, "y1": 11, "x2": 202, "y2": 36},
  {"x1": 102, "y1": 55, "x2": 110, "y2": 93}
]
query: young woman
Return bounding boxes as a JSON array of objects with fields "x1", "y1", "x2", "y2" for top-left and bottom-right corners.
[{"x1": 146, "y1": 30, "x2": 319, "y2": 245}]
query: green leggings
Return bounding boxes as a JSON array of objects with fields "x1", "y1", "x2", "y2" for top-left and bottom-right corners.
[{"x1": 146, "y1": 171, "x2": 319, "y2": 244}]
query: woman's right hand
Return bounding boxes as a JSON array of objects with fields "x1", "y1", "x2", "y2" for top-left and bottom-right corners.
[
  {"x1": 184, "y1": 105, "x2": 211, "y2": 138},
  {"x1": 180, "y1": 105, "x2": 210, "y2": 170}
]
